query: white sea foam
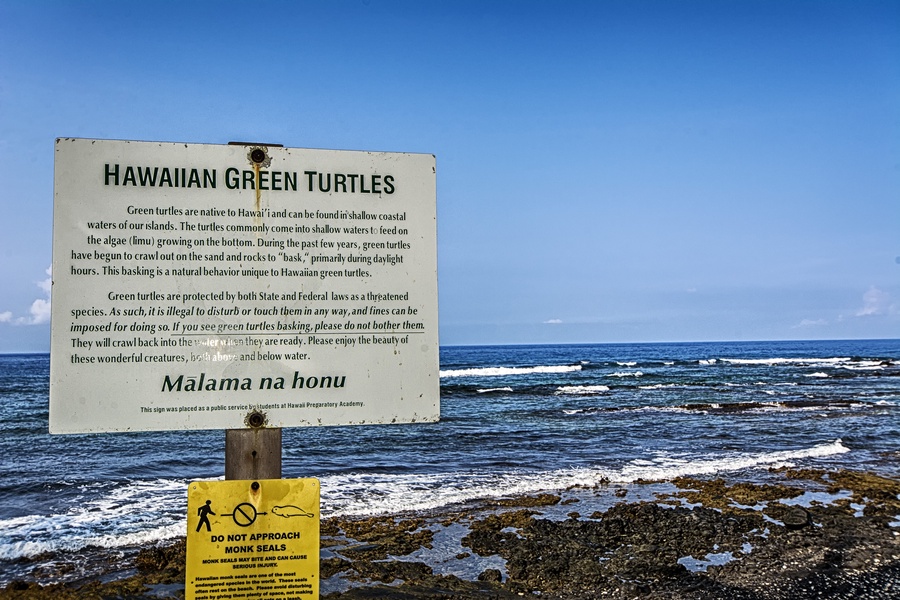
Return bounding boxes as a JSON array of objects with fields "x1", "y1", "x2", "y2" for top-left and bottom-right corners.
[
  {"x1": 439, "y1": 365, "x2": 582, "y2": 378},
  {"x1": 722, "y1": 357, "x2": 848, "y2": 366},
  {"x1": 720, "y1": 357, "x2": 887, "y2": 372},
  {"x1": 476, "y1": 387, "x2": 514, "y2": 393},
  {"x1": 555, "y1": 385, "x2": 610, "y2": 395},
  {"x1": 0, "y1": 523, "x2": 185, "y2": 562},
  {"x1": 320, "y1": 440, "x2": 850, "y2": 518},
  {"x1": 0, "y1": 442, "x2": 853, "y2": 561},
  {"x1": 615, "y1": 439, "x2": 850, "y2": 482},
  {"x1": 806, "y1": 372, "x2": 830, "y2": 378},
  {"x1": 837, "y1": 360, "x2": 887, "y2": 371},
  {"x1": 609, "y1": 371, "x2": 644, "y2": 378},
  {"x1": 0, "y1": 478, "x2": 194, "y2": 561},
  {"x1": 619, "y1": 401, "x2": 851, "y2": 416}
]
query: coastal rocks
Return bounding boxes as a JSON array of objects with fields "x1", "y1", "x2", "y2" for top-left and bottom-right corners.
[
  {"x1": 772, "y1": 505, "x2": 811, "y2": 530},
  {"x1": 478, "y1": 568, "x2": 503, "y2": 583},
  {"x1": 666, "y1": 476, "x2": 807, "y2": 509},
  {"x1": 2, "y1": 470, "x2": 899, "y2": 599},
  {"x1": 133, "y1": 538, "x2": 186, "y2": 582},
  {"x1": 494, "y1": 493, "x2": 560, "y2": 508},
  {"x1": 347, "y1": 559, "x2": 433, "y2": 583},
  {"x1": 326, "y1": 516, "x2": 435, "y2": 561},
  {"x1": 463, "y1": 501, "x2": 759, "y2": 595},
  {"x1": 826, "y1": 470, "x2": 900, "y2": 523}
]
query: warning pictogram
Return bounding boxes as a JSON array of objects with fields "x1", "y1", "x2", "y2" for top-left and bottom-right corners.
[{"x1": 225, "y1": 502, "x2": 267, "y2": 527}]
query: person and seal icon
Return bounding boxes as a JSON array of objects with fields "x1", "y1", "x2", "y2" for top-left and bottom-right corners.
[{"x1": 195, "y1": 499, "x2": 313, "y2": 532}]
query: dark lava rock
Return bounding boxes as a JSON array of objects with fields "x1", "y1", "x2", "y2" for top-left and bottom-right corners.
[
  {"x1": 349, "y1": 559, "x2": 433, "y2": 583},
  {"x1": 783, "y1": 506, "x2": 811, "y2": 529},
  {"x1": 463, "y1": 501, "x2": 763, "y2": 595},
  {"x1": 478, "y1": 568, "x2": 503, "y2": 583}
]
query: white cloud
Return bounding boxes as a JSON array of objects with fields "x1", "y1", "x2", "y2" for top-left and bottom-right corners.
[
  {"x1": 37, "y1": 271, "x2": 52, "y2": 296},
  {"x1": 4, "y1": 266, "x2": 52, "y2": 326},
  {"x1": 793, "y1": 318, "x2": 827, "y2": 329},
  {"x1": 25, "y1": 298, "x2": 51, "y2": 325},
  {"x1": 544, "y1": 319, "x2": 563, "y2": 324},
  {"x1": 856, "y1": 286, "x2": 892, "y2": 317}
]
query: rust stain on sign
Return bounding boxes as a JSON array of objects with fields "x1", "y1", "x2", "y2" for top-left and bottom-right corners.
[
  {"x1": 253, "y1": 161, "x2": 261, "y2": 214},
  {"x1": 247, "y1": 146, "x2": 271, "y2": 227}
]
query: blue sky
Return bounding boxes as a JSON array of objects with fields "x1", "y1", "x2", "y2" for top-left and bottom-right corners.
[{"x1": 1, "y1": 0, "x2": 898, "y2": 352}]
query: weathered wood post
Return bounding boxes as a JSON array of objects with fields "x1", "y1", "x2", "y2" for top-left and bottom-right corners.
[
  {"x1": 223, "y1": 141, "x2": 284, "y2": 483},
  {"x1": 225, "y1": 410, "x2": 282, "y2": 480}
]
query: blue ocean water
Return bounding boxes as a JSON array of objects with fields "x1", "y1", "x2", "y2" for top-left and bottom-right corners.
[{"x1": 0, "y1": 340, "x2": 898, "y2": 584}]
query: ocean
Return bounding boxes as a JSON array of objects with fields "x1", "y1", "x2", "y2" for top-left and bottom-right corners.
[{"x1": 0, "y1": 339, "x2": 898, "y2": 585}]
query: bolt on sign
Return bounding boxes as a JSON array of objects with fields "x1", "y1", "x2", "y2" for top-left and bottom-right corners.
[
  {"x1": 186, "y1": 479, "x2": 319, "y2": 599},
  {"x1": 50, "y1": 138, "x2": 439, "y2": 433}
]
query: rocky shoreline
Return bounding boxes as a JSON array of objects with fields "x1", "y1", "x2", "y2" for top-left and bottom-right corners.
[{"x1": 3, "y1": 468, "x2": 899, "y2": 599}]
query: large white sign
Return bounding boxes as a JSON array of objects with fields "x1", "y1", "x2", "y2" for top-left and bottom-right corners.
[{"x1": 51, "y1": 138, "x2": 438, "y2": 433}]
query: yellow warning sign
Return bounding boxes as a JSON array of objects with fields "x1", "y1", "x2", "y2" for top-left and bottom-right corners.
[{"x1": 186, "y1": 479, "x2": 319, "y2": 599}]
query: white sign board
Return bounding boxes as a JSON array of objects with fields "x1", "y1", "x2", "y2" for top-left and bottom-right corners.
[{"x1": 51, "y1": 138, "x2": 438, "y2": 433}]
